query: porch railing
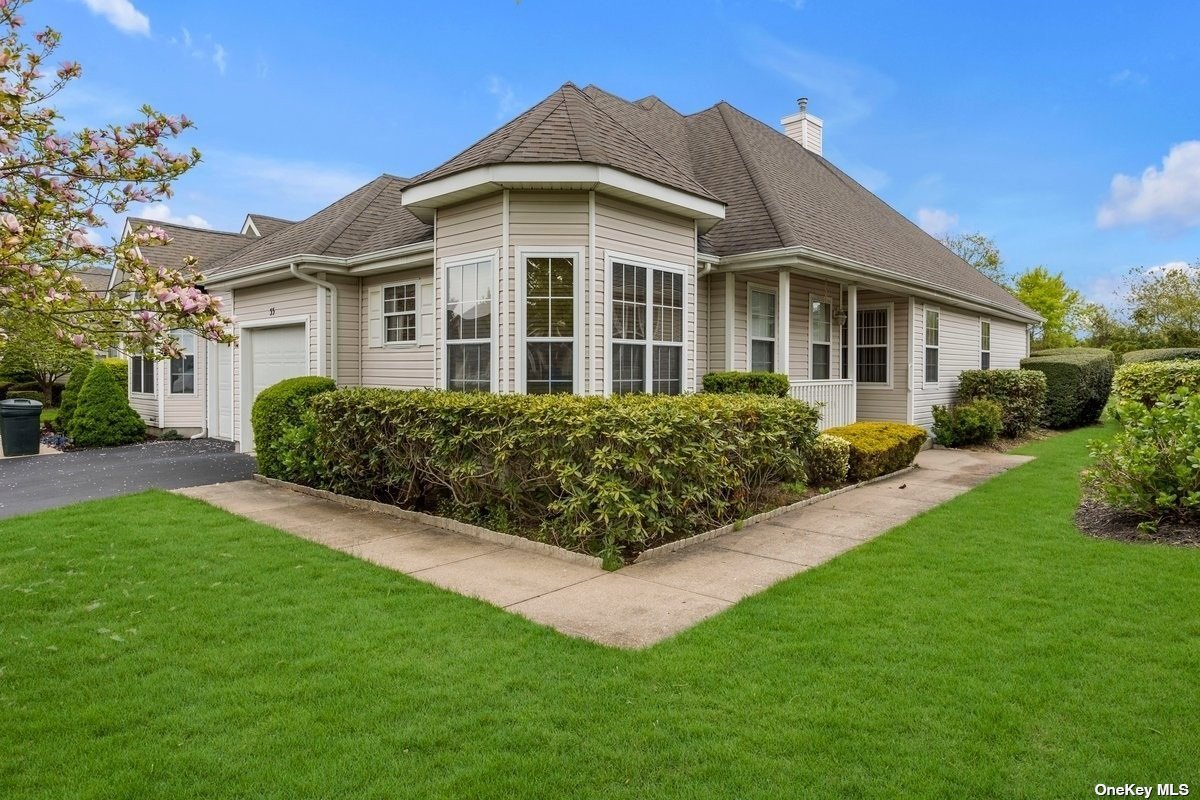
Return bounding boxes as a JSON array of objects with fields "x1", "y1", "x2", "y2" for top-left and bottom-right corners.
[{"x1": 789, "y1": 379, "x2": 855, "y2": 430}]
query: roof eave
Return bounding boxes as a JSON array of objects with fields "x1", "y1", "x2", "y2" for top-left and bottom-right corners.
[
  {"x1": 207, "y1": 239, "x2": 435, "y2": 284},
  {"x1": 401, "y1": 163, "x2": 726, "y2": 232}
]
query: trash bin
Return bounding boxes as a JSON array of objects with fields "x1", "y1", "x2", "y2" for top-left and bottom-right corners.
[{"x1": 0, "y1": 398, "x2": 44, "y2": 457}]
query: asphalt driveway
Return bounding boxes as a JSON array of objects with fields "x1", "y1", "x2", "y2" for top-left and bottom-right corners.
[{"x1": 0, "y1": 440, "x2": 256, "y2": 520}]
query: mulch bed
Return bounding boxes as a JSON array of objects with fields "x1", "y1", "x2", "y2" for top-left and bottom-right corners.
[{"x1": 1075, "y1": 497, "x2": 1200, "y2": 547}]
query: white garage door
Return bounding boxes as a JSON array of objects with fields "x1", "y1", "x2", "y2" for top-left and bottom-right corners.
[{"x1": 243, "y1": 324, "x2": 307, "y2": 452}]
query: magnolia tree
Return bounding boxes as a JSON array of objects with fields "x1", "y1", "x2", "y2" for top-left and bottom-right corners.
[{"x1": 0, "y1": 0, "x2": 234, "y2": 359}]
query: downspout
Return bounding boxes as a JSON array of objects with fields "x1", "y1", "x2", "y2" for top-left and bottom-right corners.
[
  {"x1": 190, "y1": 340, "x2": 209, "y2": 439},
  {"x1": 289, "y1": 264, "x2": 339, "y2": 380}
]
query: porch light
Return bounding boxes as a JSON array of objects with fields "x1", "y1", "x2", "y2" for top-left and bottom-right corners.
[{"x1": 834, "y1": 308, "x2": 848, "y2": 326}]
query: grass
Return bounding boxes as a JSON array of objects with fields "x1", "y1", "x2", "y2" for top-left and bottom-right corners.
[
  {"x1": 38, "y1": 406, "x2": 57, "y2": 426},
  {"x1": 1, "y1": 426, "x2": 1198, "y2": 798}
]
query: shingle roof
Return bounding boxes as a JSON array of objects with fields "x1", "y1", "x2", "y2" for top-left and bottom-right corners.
[
  {"x1": 579, "y1": 85, "x2": 1033, "y2": 319},
  {"x1": 71, "y1": 267, "x2": 111, "y2": 294},
  {"x1": 126, "y1": 219, "x2": 255, "y2": 275},
  {"x1": 245, "y1": 214, "x2": 295, "y2": 238},
  {"x1": 406, "y1": 83, "x2": 719, "y2": 202},
  {"x1": 210, "y1": 175, "x2": 432, "y2": 275}
]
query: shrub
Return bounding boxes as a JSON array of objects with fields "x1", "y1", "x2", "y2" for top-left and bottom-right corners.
[
  {"x1": 6, "y1": 390, "x2": 44, "y2": 402},
  {"x1": 99, "y1": 357, "x2": 128, "y2": 386},
  {"x1": 805, "y1": 433, "x2": 850, "y2": 486},
  {"x1": 1113, "y1": 360, "x2": 1200, "y2": 407},
  {"x1": 822, "y1": 421, "x2": 927, "y2": 481},
  {"x1": 0, "y1": 381, "x2": 10, "y2": 399},
  {"x1": 931, "y1": 399, "x2": 1003, "y2": 447},
  {"x1": 958, "y1": 369, "x2": 1047, "y2": 437},
  {"x1": 251, "y1": 376, "x2": 338, "y2": 479},
  {"x1": 1085, "y1": 389, "x2": 1200, "y2": 525},
  {"x1": 283, "y1": 389, "x2": 820, "y2": 563},
  {"x1": 1020, "y1": 348, "x2": 1115, "y2": 429},
  {"x1": 56, "y1": 359, "x2": 95, "y2": 433},
  {"x1": 68, "y1": 363, "x2": 144, "y2": 447},
  {"x1": 1122, "y1": 347, "x2": 1200, "y2": 364},
  {"x1": 701, "y1": 371, "x2": 789, "y2": 397}
]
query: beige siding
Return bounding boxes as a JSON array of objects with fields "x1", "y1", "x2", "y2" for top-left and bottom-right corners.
[
  {"x1": 855, "y1": 291, "x2": 910, "y2": 423},
  {"x1": 912, "y1": 305, "x2": 1029, "y2": 428},
  {"x1": 696, "y1": 273, "x2": 709, "y2": 378},
  {"x1": 326, "y1": 275, "x2": 361, "y2": 387},
  {"x1": 360, "y1": 268, "x2": 436, "y2": 388},
  {"x1": 230, "y1": 279, "x2": 317, "y2": 444},
  {"x1": 707, "y1": 273, "x2": 727, "y2": 373},
  {"x1": 129, "y1": 373, "x2": 158, "y2": 427},
  {"x1": 127, "y1": 339, "x2": 208, "y2": 432}
]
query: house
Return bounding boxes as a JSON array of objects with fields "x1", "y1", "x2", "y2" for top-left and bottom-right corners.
[{"x1": 122, "y1": 83, "x2": 1038, "y2": 451}]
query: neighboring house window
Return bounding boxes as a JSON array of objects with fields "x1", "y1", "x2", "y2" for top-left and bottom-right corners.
[
  {"x1": 170, "y1": 333, "x2": 195, "y2": 394},
  {"x1": 980, "y1": 320, "x2": 992, "y2": 369},
  {"x1": 749, "y1": 288, "x2": 776, "y2": 373},
  {"x1": 810, "y1": 297, "x2": 831, "y2": 380},
  {"x1": 924, "y1": 308, "x2": 940, "y2": 384},
  {"x1": 857, "y1": 307, "x2": 889, "y2": 384},
  {"x1": 383, "y1": 282, "x2": 417, "y2": 344},
  {"x1": 525, "y1": 256, "x2": 575, "y2": 394},
  {"x1": 610, "y1": 260, "x2": 684, "y2": 395},
  {"x1": 446, "y1": 259, "x2": 493, "y2": 392},
  {"x1": 130, "y1": 355, "x2": 154, "y2": 394}
]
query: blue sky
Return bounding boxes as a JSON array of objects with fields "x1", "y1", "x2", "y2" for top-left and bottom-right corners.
[{"x1": 33, "y1": 0, "x2": 1200, "y2": 308}]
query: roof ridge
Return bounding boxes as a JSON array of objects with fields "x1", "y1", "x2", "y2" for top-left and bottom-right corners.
[
  {"x1": 127, "y1": 218, "x2": 246, "y2": 238},
  {"x1": 568, "y1": 84, "x2": 712, "y2": 197},
  {"x1": 714, "y1": 103, "x2": 799, "y2": 248},
  {"x1": 488, "y1": 89, "x2": 570, "y2": 164},
  {"x1": 562, "y1": 86, "x2": 604, "y2": 164},
  {"x1": 248, "y1": 213, "x2": 296, "y2": 223},
  {"x1": 309, "y1": 175, "x2": 394, "y2": 255}
]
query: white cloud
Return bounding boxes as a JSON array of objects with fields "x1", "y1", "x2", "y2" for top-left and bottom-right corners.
[
  {"x1": 1097, "y1": 141, "x2": 1200, "y2": 233},
  {"x1": 78, "y1": 0, "x2": 150, "y2": 36},
  {"x1": 739, "y1": 29, "x2": 894, "y2": 123},
  {"x1": 1110, "y1": 68, "x2": 1148, "y2": 87},
  {"x1": 170, "y1": 27, "x2": 228, "y2": 75},
  {"x1": 209, "y1": 151, "x2": 372, "y2": 206},
  {"x1": 135, "y1": 203, "x2": 213, "y2": 229},
  {"x1": 213, "y1": 44, "x2": 228, "y2": 75},
  {"x1": 1145, "y1": 260, "x2": 1196, "y2": 275},
  {"x1": 915, "y1": 207, "x2": 958, "y2": 238},
  {"x1": 841, "y1": 161, "x2": 889, "y2": 193},
  {"x1": 487, "y1": 76, "x2": 522, "y2": 121}
]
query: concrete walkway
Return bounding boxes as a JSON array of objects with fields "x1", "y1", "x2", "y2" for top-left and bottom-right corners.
[{"x1": 177, "y1": 448, "x2": 1031, "y2": 648}]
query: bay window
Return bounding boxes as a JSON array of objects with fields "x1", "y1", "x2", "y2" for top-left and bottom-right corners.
[
  {"x1": 446, "y1": 259, "x2": 493, "y2": 392},
  {"x1": 170, "y1": 332, "x2": 195, "y2": 394},
  {"x1": 130, "y1": 355, "x2": 154, "y2": 394},
  {"x1": 524, "y1": 255, "x2": 576, "y2": 394},
  {"x1": 611, "y1": 260, "x2": 684, "y2": 395}
]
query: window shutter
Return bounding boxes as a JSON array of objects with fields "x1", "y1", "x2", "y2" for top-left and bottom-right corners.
[
  {"x1": 419, "y1": 276, "x2": 434, "y2": 347},
  {"x1": 368, "y1": 286, "x2": 382, "y2": 348}
]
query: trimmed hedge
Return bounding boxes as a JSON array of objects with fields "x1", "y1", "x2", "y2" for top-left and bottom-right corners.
[
  {"x1": 931, "y1": 399, "x2": 1002, "y2": 447},
  {"x1": 251, "y1": 376, "x2": 338, "y2": 479},
  {"x1": 100, "y1": 357, "x2": 128, "y2": 386},
  {"x1": 68, "y1": 362, "x2": 144, "y2": 447},
  {"x1": 1113, "y1": 360, "x2": 1200, "y2": 407},
  {"x1": 805, "y1": 433, "x2": 850, "y2": 487},
  {"x1": 271, "y1": 389, "x2": 820, "y2": 563},
  {"x1": 6, "y1": 390, "x2": 44, "y2": 402},
  {"x1": 57, "y1": 360, "x2": 95, "y2": 433},
  {"x1": 1121, "y1": 348, "x2": 1200, "y2": 364},
  {"x1": 958, "y1": 369, "x2": 1047, "y2": 437},
  {"x1": 1020, "y1": 348, "x2": 1115, "y2": 429},
  {"x1": 822, "y1": 421, "x2": 927, "y2": 481},
  {"x1": 701, "y1": 371, "x2": 789, "y2": 397},
  {"x1": 1086, "y1": 389, "x2": 1200, "y2": 525}
]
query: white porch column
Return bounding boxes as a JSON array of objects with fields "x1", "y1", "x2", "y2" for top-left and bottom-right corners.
[
  {"x1": 847, "y1": 284, "x2": 858, "y2": 421},
  {"x1": 777, "y1": 267, "x2": 790, "y2": 378}
]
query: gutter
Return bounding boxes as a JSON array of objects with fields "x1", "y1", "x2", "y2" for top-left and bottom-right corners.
[
  {"x1": 289, "y1": 264, "x2": 339, "y2": 380},
  {"x1": 210, "y1": 240, "x2": 433, "y2": 285}
]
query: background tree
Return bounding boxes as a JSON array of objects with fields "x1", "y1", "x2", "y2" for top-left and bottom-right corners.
[
  {"x1": 0, "y1": 320, "x2": 98, "y2": 403},
  {"x1": 0, "y1": 0, "x2": 234, "y2": 360},
  {"x1": 1013, "y1": 266, "x2": 1083, "y2": 349},
  {"x1": 940, "y1": 232, "x2": 1009, "y2": 287},
  {"x1": 1125, "y1": 262, "x2": 1200, "y2": 347}
]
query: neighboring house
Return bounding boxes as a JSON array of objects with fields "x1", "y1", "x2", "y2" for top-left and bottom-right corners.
[
  {"x1": 109, "y1": 215, "x2": 294, "y2": 436},
  {"x1": 123, "y1": 83, "x2": 1038, "y2": 451}
]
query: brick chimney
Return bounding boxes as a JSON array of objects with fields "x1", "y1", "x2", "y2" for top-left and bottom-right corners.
[{"x1": 781, "y1": 97, "x2": 823, "y2": 156}]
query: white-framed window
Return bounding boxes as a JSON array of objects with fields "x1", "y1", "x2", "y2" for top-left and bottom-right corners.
[
  {"x1": 810, "y1": 296, "x2": 832, "y2": 380},
  {"x1": 170, "y1": 332, "x2": 195, "y2": 394},
  {"x1": 924, "y1": 307, "x2": 940, "y2": 384},
  {"x1": 980, "y1": 319, "x2": 992, "y2": 370},
  {"x1": 445, "y1": 258, "x2": 493, "y2": 392},
  {"x1": 610, "y1": 258, "x2": 685, "y2": 395},
  {"x1": 130, "y1": 355, "x2": 154, "y2": 395},
  {"x1": 857, "y1": 306, "x2": 889, "y2": 384},
  {"x1": 383, "y1": 282, "x2": 418, "y2": 344},
  {"x1": 749, "y1": 287, "x2": 776, "y2": 373},
  {"x1": 523, "y1": 253, "x2": 577, "y2": 394},
  {"x1": 841, "y1": 320, "x2": 848, "y2": 380}
]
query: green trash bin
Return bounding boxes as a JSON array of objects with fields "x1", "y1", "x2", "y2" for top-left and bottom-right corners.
[{"x1": 0, "y1": 397, "x2": 44, "y2": 457}]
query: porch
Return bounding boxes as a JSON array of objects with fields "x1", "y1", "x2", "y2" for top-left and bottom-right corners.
[{"x1": 704, "y1": 266, "x2": 910, "y2": 430}]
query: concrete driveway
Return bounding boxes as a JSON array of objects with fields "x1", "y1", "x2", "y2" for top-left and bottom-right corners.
[{"x1": 0, "y1": 439, "x2": 255, "y2": 520}]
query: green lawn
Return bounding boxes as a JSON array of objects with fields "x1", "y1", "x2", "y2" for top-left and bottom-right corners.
[
  {"x1": 1, "y1": 426, "x2": 1197, "y2": 798},
  {"x1": 38, "y1": 406, "x2": 57, "y2": 426}
]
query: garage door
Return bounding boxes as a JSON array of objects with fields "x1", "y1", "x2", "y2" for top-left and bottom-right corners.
[{"x1": 243, "y1": 324, "x2": 307, "y2": 452}]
